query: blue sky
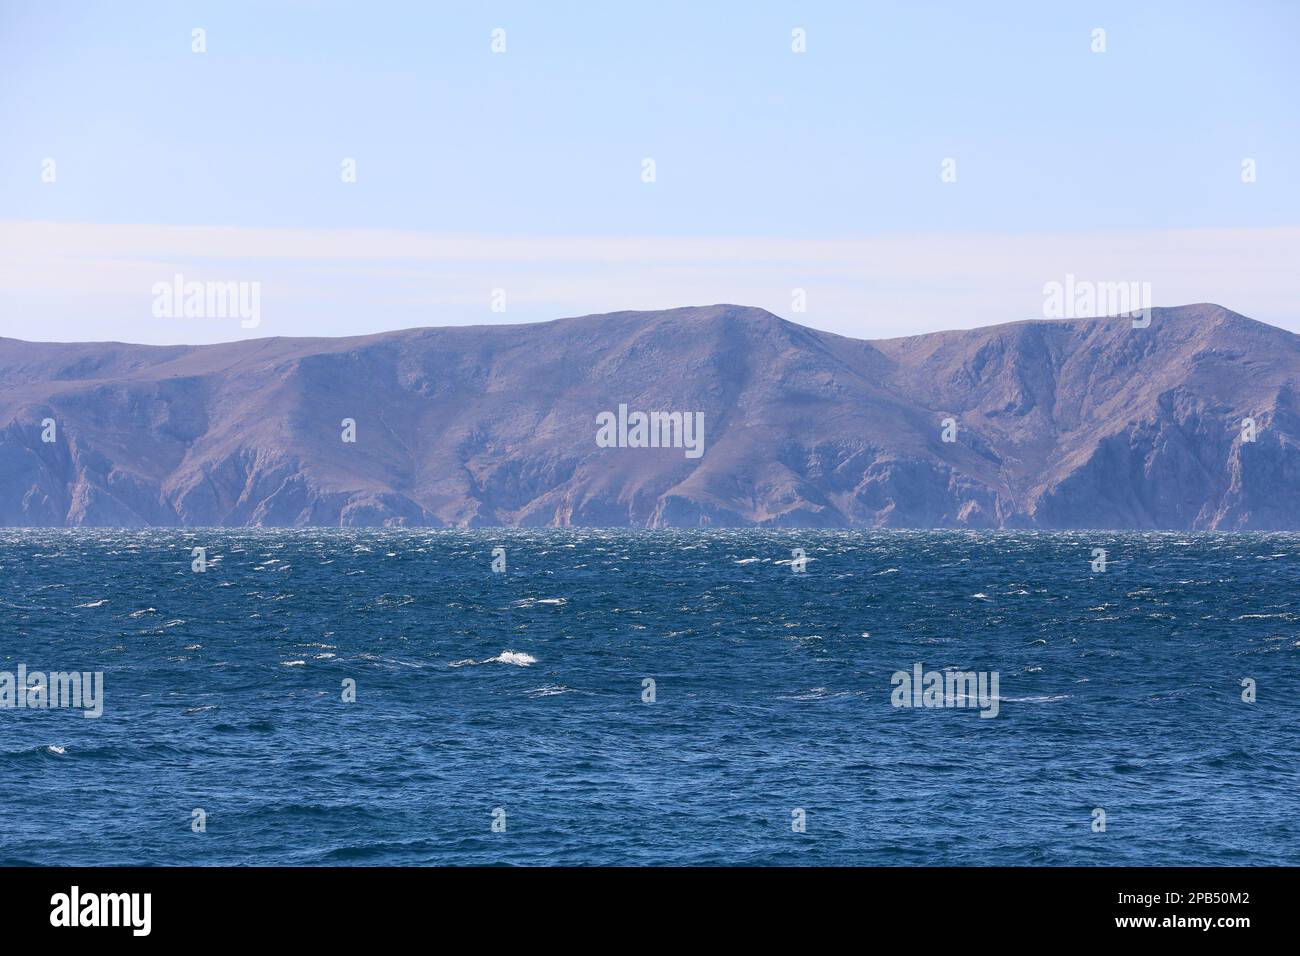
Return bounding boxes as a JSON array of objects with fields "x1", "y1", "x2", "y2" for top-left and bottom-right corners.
[{"x1": 1, "y1": 0, "x2": 1297, "y2": 343}]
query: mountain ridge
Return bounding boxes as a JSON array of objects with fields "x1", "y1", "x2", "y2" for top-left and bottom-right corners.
[{"x1": 2, "y1": 303, "x2": 1298, "y2": 529}]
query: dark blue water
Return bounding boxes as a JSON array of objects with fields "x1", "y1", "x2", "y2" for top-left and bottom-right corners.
[{"x1": 0, "y1": 529, "x2": 1295, "y2": 865}]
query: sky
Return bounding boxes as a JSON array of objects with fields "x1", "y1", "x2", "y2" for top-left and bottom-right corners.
[{"x1": 1, "y1": 0, "x2": 1297, "y2": 344}]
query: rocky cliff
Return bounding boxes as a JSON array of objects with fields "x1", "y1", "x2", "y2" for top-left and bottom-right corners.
[{"x1": 1, "y1": 303, "x2": 1297, "y2": 528}]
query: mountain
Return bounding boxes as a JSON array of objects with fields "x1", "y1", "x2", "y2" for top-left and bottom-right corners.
[{"x1": 1, "y1": 303, "x2": 1298, "y2": 529}]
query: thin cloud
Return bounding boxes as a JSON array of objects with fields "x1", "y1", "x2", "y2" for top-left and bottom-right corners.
[{"x1": 1, "y1": 220, "x2": 1296, "y2": 345}]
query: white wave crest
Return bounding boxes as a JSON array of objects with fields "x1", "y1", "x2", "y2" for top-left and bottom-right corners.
[
  {"x1": 491, "y1": 650, "x2": 537, "y2": 666},
  {"x1": 450, "y1": 650, "x2": 538, "y2": 667}
]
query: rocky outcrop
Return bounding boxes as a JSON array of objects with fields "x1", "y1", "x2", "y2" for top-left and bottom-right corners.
[{"x1": 1, "y1": 303, "x2": 1297, "y2": 528}]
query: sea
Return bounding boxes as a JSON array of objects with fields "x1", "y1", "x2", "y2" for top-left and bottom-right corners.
[{"x1": 0, "y1": 529, "x2": 1295, "y2": 866}]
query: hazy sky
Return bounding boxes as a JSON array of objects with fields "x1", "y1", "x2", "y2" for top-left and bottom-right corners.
[{"x1": 1, "y1": 0, "x2": 1297, "y2": 343}]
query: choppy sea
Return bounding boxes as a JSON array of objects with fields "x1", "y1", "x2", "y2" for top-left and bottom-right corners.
[{"x1": 0, "y1": 529, "x2": 1295, "y2": 865}]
